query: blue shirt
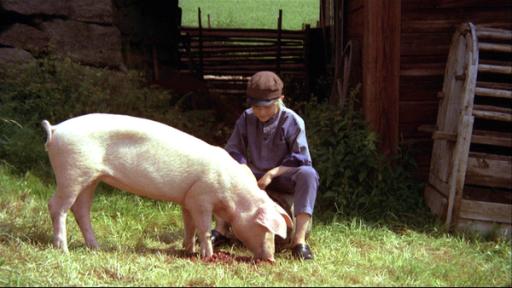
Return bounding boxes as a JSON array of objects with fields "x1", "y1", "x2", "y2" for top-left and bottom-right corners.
[{"x1": 225, "y1": 106, "x2": 312, "y2": 175}]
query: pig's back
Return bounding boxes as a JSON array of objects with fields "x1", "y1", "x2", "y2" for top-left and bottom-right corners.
[{"x1": 49, "y1": 113, "x2": 219, "y2": 202}]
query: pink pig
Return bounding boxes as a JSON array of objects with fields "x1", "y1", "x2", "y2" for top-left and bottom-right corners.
[{"x1": 42, "y1": 113, "x2": 292, "y2": 261}]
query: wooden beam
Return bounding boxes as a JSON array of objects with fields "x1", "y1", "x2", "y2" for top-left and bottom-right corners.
[
  {"x1": 459, "y1": 199, "x2": 512, "y2": 224},
  {"x1": 362, "y1": 0, "x2": 401, "y2": 154}
]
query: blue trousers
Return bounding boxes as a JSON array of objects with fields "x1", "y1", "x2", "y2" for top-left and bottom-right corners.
[{"x1": 256, "y1": 166, "x2": 319, "y2": 216}]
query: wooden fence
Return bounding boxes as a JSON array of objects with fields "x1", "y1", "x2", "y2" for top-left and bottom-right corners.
[{"x1": 178, "y1": 10, "x2": 310, "y2": 98}]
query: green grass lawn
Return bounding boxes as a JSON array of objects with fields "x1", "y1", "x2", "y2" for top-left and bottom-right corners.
[
  {"x1": 179, "y1": 0, "x2": 319, "y2": 30},
  {"x1": 1, "y1": 165, "x2": 510, "y2": 286}
]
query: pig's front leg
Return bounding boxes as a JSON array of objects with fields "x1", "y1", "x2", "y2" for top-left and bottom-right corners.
[
  {"x1": 184, "y1": 183, "x2": 215, "y2": 258},
  {"x1": 181, "y1": 207, "x2": 196, "y2": 254},
  {"x1": 184, "y1": 205, "x2": 213, "y2": 258},
  {"x1": 196, "y1": 226, "x2": 213, "y2": 258}
]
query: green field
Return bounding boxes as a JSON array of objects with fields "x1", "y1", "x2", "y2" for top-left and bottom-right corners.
[
  {"x1": 0, "y1": 166, "x2": 510, "y2": 286},
  {"x1": 179, "y1": 0, "x2": 319, "y2": 29}
]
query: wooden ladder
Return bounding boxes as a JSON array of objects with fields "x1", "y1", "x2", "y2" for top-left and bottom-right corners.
[{"x1": 421, "y1": 23, "x2": 512, "y2": 237}]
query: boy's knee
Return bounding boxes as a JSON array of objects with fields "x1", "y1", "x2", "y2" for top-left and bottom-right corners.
[{"x1": 295, "y1": 166, "x2": 319, "y2": 183}]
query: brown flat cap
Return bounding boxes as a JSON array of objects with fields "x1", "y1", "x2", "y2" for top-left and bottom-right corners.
[{"x1": 246, "y1": 71, "x2": 283, "y2": 106}]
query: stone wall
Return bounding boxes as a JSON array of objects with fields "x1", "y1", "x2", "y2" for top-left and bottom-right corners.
[{"x1": 0, "y1": 0, "x2": 123, "y2": 67}]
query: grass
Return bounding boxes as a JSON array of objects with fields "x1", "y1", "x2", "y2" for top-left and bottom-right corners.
[
  {"x1": 179, "y1": 0, "x2": 319, "y2": 30},
  {"x1": 1, "y1": 164, "x2": 510, "y2": 286}
]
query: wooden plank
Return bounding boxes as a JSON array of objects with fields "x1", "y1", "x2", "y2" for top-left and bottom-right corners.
[
  {"x1": 436, "y1": 0, "x2": 512, "y2": 8},
  {"x1": 446, "y1": 115, "x2": 474, "y2": 226},
  {"x1": 478, "y1": 64, "x2": 512, "y2": 75},
  {"x1": 479, "y1": 59, "x2": 512, "y2": 67},
  {"x1": 473, "y1": 104, "x2": 512, "y2": 114},
  {"x1": 202, "y1": 70, "x2": 306, "y2": 77},
  {"x1": 198, "y1": 54, "x2": 304, "y2": 62},
  {"x1": 400, "y1": 77, "x2": 442, "y2": 101},
  {"x1": 478, "y1": 42, "x2": 512, "y2": 53},
  {"x1": 471, "y1": 130, "x2": 512, "y2": 147},
  {"x1": 476, "y1": 81, "x2": 512, "y2": 91},
  {"x1": 473, "y1": 109, "x2": 511, "y2": 122},
  {"x1": 187, "y1": 43, "x2": 303, "y2": 50},
  {"x1": 181, "y1": 27, "x2": 305, "y2": 39},
  {"x1": 465, "y1": 153, "x2": 512, "y2": 189},
  {"x1": 419, "y1": 125, "x2": 512, "y2": 148},
  {"x1": 187, "y1": 38, "x2": 303, "y2": 45},
  {"x1": 477, "y1": 26, "x2": 512, "y2": 41},
  {"x1": 400, "y1": 101, "x2": 438, "y2": 124},
  {"x1": 424, "y1": 184, "x2": 448, "y2": 219},
  {"x1": 475, "y1": 87, "x2": 512, "y2": 99},
  {"x1": 363, "y1": 0, "x2": 401, "y2": 154},
  {"x1": 459, "y1": 199, "x2": 512, "y2": 224},
  {"x1": 429, "y1": 172, "x2": 450, "y2": 197},
  {"x1": 400, "y1": 32, "x2": 452, "y2": 56},
  {"x1": 202, "y1": 63, "x2": 304, "y2": 70},
  {"x1": 400, "y1": 63, "x2": 445, "y2": 77},
  {"x1": 473, "y1": 107, "x2": 512, "y2": 122},
  {"x1": 200, "y1": 58, "x2": 304, "y2": 66}
]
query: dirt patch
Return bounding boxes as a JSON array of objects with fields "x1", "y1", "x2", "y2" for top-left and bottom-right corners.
[{"x1": 183, "y1": 251, "x2": 272, "y2": 265}]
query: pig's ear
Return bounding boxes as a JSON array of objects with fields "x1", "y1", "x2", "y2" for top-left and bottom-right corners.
[
  {"x1": 255, "y1": 204, "x2": 293, "y2": 239},
  {"x1": 272, "y1": 202, "x2": 294, "y2": 229}
]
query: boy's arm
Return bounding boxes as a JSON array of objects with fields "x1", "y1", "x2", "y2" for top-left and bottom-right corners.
[
  {"x1": 225, "y1": 114, "x2": 248, "y2": 164},
  {"x1": 281, "y1": 118, "x2": 312, "y2": 167}
]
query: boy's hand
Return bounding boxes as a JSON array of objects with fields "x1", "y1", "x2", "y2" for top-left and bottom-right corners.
[
  {"x1": 257, "y1": 166, "x2": 293, "y2": 190},
  {"x1": 258, "y1": 172, "x2": 274, "y2": 189}
]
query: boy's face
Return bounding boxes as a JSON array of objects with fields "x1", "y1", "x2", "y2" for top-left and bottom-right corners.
[{"x1": 251, "y1": 96, "x2": 283, "y2": 123}]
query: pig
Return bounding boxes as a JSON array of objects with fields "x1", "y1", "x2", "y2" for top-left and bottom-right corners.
[{"x1": 41, "y1": 113, "x2": 293, "y2": 261}]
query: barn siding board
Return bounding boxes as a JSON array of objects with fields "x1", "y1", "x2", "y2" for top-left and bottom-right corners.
[{"x1": 399, "y1": 0, "x2": 512, "y2": 178}]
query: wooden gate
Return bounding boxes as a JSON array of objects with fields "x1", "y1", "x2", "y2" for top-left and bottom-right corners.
[{"x1": 178, "y1": 23, "x2": 310, "y2": 99}]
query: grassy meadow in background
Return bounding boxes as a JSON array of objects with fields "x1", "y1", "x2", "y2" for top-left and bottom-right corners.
[
  {"x1": 179, "y1": 0, "x2": 320, "y2": 29},
  {"x1": 0, "y1": 0, "x2": 511, "y2": 286}
]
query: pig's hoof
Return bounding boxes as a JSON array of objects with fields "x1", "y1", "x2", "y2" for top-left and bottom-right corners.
[{"x1": 53, "y1": 240, "x2": 69, "y2": 253}]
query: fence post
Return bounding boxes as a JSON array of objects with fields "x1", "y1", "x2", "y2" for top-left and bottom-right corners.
[
  {"x1": 197, "y1": 7, "x2": 204, "y2": 77},
  {"x1": 276, "y1": 9, "x2": 282, "y2": 75},
  {"x1": 304, "y1": 24, "x2": 311, "y2": 99}
]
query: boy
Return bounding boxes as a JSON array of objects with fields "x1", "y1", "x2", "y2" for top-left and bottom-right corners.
[{"x1": 212, "y1": 71, "x2": 319, "y2": 260}]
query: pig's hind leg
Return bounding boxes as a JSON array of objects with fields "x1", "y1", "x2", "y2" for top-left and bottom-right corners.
[
  {"x1": 48, "y1": 172, "x2": 100, "y2": 252},
  {"x1": 70, "y1": 180, "x2": 100, "y2": 249}
]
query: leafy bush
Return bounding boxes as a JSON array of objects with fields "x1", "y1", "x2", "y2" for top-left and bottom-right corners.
[
  {"x1": 300, "y1": 86, "x2": 428, "y2": 223},
  {"x1": 0, "y1": 56, "x2": 219, "y2": 177}
]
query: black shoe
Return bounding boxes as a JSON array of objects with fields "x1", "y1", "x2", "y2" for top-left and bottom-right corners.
[
  {"x1": 210, "y1": 230, "x2": 230, "y2": 247},
  {"x1": 291, "y1": 244, "x2": 314, "y2": 260}
]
